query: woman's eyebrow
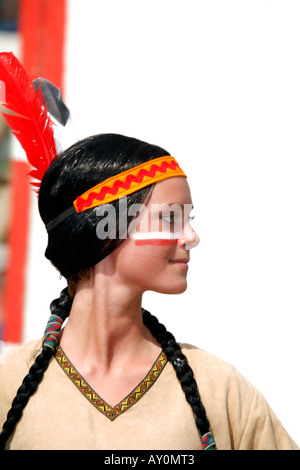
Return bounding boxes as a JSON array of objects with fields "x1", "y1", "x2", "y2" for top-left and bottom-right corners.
[{"x1": 164, "y1": 203, "x2": 194, "y2": 210}]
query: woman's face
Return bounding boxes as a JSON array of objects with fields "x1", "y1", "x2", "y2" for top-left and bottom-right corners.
[{"x1": 98, "y1": 176, "x2": 199, "y2": 295}]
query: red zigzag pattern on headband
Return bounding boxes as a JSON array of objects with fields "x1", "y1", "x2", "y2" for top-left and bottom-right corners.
[{"x1": 74, "y1": 158, "x2": 185, "y2": 213}]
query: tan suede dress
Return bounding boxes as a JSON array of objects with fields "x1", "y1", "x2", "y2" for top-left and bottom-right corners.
[{"x1": 0, "y1": 339, "x2": 298, "y2": 450}]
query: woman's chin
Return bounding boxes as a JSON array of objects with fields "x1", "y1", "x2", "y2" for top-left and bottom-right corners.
[{"x1": 154, "y1": 280, "x2": 188, "y2": 295}]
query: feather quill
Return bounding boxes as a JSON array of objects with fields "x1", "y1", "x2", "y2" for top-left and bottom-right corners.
[
  {"x1": 33, "y1": 77, "x2": 79, "y2": 156},
  {"x1": 0, "y1": 52, "x2": 57, "y2": 185},
  {"x1": 33, "y1": 77, "x2": 70, "y2": 126}
]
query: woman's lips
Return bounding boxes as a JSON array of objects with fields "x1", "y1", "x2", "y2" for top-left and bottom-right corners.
[{"x1": 169, "y1": 258, "x2": 189, "y2": 268}]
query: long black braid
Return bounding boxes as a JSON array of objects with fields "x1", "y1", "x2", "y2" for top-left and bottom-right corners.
[
  {"x1": 142, "y1": 310, "x2": 213, "y2": 441},
  {"x1": 0, "y1": 287, "x2": 73, "y2": 450},
  {"x1": 0, "y1": 304, "x2": 215, "y2": 450}
]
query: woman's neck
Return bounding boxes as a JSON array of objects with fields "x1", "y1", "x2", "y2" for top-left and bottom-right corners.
[{"x1": 59, "y1": 263, "x2": 160, "y2": 374}]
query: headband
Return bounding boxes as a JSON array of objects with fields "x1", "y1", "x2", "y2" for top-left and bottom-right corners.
[{"x1": 46, "y1": 156, "x2": 187, "y2": 231}]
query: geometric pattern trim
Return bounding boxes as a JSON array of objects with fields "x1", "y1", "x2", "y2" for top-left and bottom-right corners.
[
  {"x1": 55, "y1": 345, "x2": 168, "y2": 421},
  {"x1": 73, "y1": 156, "x2": 187, "y2": 213},
  {"x1": 43, "y1": 314, "x2": 64, "y2": 351},
  {"x1": 202, "y1": 431, "x2": 216, "y2": 450}
]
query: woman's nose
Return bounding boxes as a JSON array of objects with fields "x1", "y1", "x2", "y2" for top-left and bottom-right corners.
[{"x1": 177, "y1": 223, "x2": 200, "y2": 250}]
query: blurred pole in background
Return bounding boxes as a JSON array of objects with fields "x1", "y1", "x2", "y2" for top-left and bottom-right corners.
[
  {"x1": 0, "y1": 0, "x2": 21, "y2": 348},
  {"x1": 2, "y1": 0, "x2": 66, "y2": 344}
]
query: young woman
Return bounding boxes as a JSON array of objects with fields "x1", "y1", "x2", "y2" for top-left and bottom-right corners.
[
  {"x1": 0, "y1": 52, "x2": 298, "y2": 450},
  {"x1": 0, "y1": 132, "x2": 298, "y2": 450}
]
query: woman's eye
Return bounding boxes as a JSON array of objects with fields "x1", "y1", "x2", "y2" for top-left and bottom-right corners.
[
  {"x1": 188, "y1": 209, "x2": 195, "y2": 223},
  {"x1": 162, "y1": 212, "x2": 175, "y2": 224}
]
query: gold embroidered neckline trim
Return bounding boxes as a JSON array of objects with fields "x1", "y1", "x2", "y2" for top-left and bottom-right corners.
[{"x1": 55, "y1": 345, "x2": 168, "y2": 421}]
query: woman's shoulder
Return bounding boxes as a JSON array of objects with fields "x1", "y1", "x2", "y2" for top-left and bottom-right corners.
[
  {"x1": 179, "y1": 343, "x2": 256, "y2": 398},
  {"x1": 180, "y1": 342, "x2": 237, "y2": 372},
  {"x1": 0, "y1": 339, "x2": 43, "y2": 425},
  {"x1": 179, "y1": 344, "x2": 299, "y2": 450},
  {"x1": 0, "y1": 339, "x2": 43, "y2": 383}
]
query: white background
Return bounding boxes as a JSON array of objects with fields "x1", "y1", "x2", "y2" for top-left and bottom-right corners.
[{"x1": 14, "y1": 0, "x2": 300, "y2": 446}]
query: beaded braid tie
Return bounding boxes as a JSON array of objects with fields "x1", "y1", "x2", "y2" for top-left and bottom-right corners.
[
  {"x1": 202, "y1": 432, "x2": 216, "y2": 450},
  {"x1": 43, "y1": 314, "x2": 64, "y2": 351}
]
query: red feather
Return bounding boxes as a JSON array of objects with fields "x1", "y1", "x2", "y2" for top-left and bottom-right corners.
[{"x1": 0, "y1": 52, "x2": 57, "y2": 186}]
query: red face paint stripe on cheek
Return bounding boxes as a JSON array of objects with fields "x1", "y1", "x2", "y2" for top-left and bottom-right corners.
[
  {"x1": 134, "y1": 239, "x2": 178, "y2": 246},
  {"x1": 131, "y1": 231, "x2": 180, "y2": 246}
]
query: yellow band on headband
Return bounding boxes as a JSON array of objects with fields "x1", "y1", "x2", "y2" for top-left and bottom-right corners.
[{"x1": 73, "y1": 156, "x2": 186, "y2": 213}]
